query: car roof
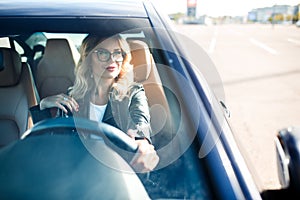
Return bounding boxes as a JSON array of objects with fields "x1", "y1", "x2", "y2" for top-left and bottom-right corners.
[
  {"x1": 0, "y1": 0, "x2": 153, "y2": 35},
  {"x1": 0, "y1": 0, "x2": 148, "y2": 18}
]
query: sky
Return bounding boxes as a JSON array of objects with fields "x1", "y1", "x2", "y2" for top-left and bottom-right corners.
[{"x1": 150, "y1": 0, "x2": 300, "y2": 17}]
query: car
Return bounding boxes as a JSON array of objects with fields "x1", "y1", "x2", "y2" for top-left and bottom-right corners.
[{"x1": 0, "y1": 0, "x2": 299, "y2": 199}]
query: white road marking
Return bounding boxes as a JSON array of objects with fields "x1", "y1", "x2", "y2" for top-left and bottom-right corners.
[
  {"x1": 208, "y1": 29, "x2": 218, "y2": 54},
  {"x1": 208, "y1": 38, "x2": 216, "y2": 54},
  {"x1": 249, "y1": 38, "x2": 279, "y2": 55},
  {"x1": 287, "y1": 38, "x2": 300, "y2": 45}
]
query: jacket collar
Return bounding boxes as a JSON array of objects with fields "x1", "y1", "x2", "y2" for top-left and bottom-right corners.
[
  {"x1": 102, "y1": 100, "x2": 113, "y2": 122},
  {"x1": 75, "y1": 92, "x2": 113, "y2": 123}
]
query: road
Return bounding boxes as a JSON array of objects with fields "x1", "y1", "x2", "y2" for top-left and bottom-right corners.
[{"x1": 173, "y1": 23, "x2": 300, "y2": 190}]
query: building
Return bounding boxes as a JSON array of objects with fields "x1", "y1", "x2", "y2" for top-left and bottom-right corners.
[{"x1": 248, "y1": 4, "x2": 298, "y2": 23}]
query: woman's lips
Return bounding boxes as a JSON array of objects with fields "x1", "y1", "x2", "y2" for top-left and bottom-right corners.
[{"x1": 106, "y1": 66, "x2": 116, "y2": 72}]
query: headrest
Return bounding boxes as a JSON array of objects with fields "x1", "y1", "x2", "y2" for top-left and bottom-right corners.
[
  {"x1": 0, "y1": 48, "x2": 22, "y2": 87},
  {"x1": 40, "y1": 38, "x2": 78, "y2": 76},
  {"x1": 128, "y1": 40, "x2": 151, "y2": 83}
]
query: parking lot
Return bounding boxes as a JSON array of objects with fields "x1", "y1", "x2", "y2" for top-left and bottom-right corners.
[{"x1": 174, "y1": 23, "x2": 300, "y2": 190}]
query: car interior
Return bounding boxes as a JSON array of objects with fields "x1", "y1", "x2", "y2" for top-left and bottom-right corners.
[
  {"x1": 0, "y1": 26, "x2": 214, "y2": 198},
  {"x1": 0, "y1": 47, "x2": 37, "y2": 148},
  {"x1": 35, "y1": 38, "x2": 78, "y2": 99}
]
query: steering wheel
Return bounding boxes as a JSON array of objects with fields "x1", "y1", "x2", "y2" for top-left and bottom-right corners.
[
  {"x1": 22, "y1": 117, "x2": 138, "y2": 153},
  {"x1": 1, "y1": 117, "x2": 150, "y2": 199}
]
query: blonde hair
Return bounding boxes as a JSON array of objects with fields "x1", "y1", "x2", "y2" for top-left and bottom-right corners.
[{"x1": 69, "y1": 34, "x2": 133, "y2": 101}]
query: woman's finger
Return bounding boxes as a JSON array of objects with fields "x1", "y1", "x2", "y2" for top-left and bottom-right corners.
[
  {"x1": 61, "y1": 100, "x2": 73, "y2": 112},
  {"x1": 69, "y1": 97, "x2": 79, "y2": 111},
  {"x1": 70, "y1": 97, "x2": 79, "y2": 108},
  {"x1": 55, "y1": 101, "x2": 68, "y2": 113},
  {"x1": 60, "y1": 95, "x2": 79, "y2": 112}
]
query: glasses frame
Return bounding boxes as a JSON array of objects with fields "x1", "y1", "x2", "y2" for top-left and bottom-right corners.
[{"x1": 93, "y1": 48, "x2": 125, "y2": 62}]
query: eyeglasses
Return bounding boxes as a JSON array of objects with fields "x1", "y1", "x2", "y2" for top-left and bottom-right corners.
[{"x1": 93, "y1": 48, "x2": 124, "y2": 62}]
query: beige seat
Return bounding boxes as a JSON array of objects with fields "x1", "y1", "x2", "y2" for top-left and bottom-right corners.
[
  {"x1": 35, "y1": 38, "x2": 79, "y2": 99},
  {"x1": 0, "y1": 48, "x2": 37, "y2": 148},
  {"x1": 129, "y1": 40, "x2": 172, "y2": 147}
]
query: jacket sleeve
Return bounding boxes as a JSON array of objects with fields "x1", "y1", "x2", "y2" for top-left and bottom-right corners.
[
  {"x1": 29, "y1": 90, "x2": 72, "y2": 124},
  {"x1": 127, "y1": 84, "x2": 152, "y2": 143},
  {"x1": 29, "y1": 105, "x2": 52, "y2": 124}
]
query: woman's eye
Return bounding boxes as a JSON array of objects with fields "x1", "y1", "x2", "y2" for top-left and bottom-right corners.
[
  {"x1": 113, "y1": 51, "x2": 122, "y2": 56},
  {"x1": 99, "y1": 51, "x2": 110, "y2": 57}
]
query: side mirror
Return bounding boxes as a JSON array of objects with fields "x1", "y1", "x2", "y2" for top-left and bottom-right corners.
[
  {"x1": 275, "y1": 127, "x2": 300, "y2": 190},
  {"x1": 261, "y1": 127, "x2": 300, "y2": 199}
]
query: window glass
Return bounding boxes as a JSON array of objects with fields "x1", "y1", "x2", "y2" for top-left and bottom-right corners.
[
  {"x1": 0, "y1": 37, "x2": 10, "y2": 48},
  {"x1": 25, "y1": 32, "x2": 47, "y2": 49},
  {"x1": 14, "y1": 41, "x2": 27, "y2": 62},
  {"x1": 14, "y1": 41, "x2": 24, "y2": 54},
  {"x1": 43, "y1": 33, "x2": 87, "y2": 52}
]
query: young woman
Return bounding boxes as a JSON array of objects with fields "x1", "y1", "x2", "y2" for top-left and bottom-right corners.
[{"x1": 30, "y1": 34, "x2": 159, "y2": 172}]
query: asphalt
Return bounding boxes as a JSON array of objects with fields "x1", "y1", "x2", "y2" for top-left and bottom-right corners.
[{"x1": 174, "y1": 23, "x2": 300, "y2": 190}]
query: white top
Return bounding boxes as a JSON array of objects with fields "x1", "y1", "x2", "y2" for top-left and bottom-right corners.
[
  {"x1": 89, "y1": 102, "x2": 107, "y2": 141},
  {"x1": 89, "y1": 102, "x2": 107, "y2": 123}
]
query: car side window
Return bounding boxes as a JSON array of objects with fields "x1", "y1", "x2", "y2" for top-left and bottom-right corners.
[
  {"x1": 0, "y1": 37, "x2": 10, "y2": 48},
  {"x1": 13, "y1": 41, "x2": 27, "y2": 62}
]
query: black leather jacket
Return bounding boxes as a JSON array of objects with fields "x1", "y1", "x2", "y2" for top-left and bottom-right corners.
[{"x1": 30, "y1": 83, "x2": 152, "y2": 142}]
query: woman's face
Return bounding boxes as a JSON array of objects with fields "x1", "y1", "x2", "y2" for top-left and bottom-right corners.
[{"x1": 89, "y1": 38, "x2": 123, "y2": 81}]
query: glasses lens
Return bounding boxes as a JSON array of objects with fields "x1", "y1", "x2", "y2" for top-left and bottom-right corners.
[
  {"x1": 112, "y1": 51, "x2": 124, "y2": 62},
  {"x1": 95, "y1": 49, "x2": 124, "y2": 62},
  {"x1": 96, "y1": 49, "x2": 110, "y2": 62}
]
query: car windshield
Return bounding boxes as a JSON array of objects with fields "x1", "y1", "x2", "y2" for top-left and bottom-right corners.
[{"x1": 0, "y1": 13, "x2": 222, "y2": 199}]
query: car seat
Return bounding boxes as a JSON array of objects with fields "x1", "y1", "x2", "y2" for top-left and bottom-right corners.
[
  {"x1": 128, "y1": 40, "x2": 172, "y2": 148},
  {"x1": 0, "y1": 48, "x2": 37, "y2": 148},
  {"x1": 35, "y1": 38, "x2": 79, "y2": 99}
]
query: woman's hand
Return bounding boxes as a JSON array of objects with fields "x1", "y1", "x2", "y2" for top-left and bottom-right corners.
[
  {"x1": 40, "y1": 93, "x2": 79, "y2": 114},
  {"x1": 127, "y1": 129, "x2": 159, "y2": 173}
]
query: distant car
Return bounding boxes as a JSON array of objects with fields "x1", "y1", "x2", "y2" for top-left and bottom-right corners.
[{"x1": 0, "y1": 0, "x2": 299, "y2": 199}]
